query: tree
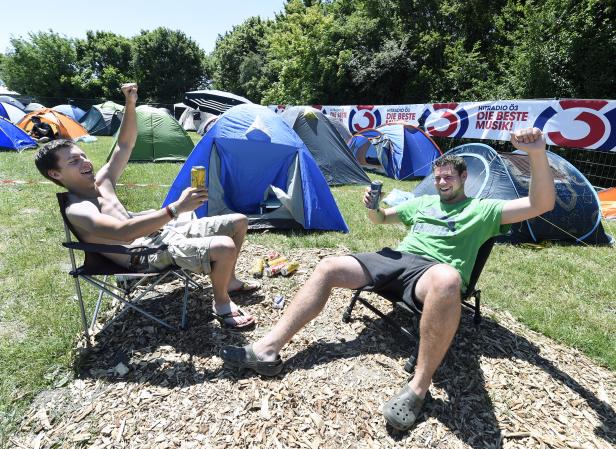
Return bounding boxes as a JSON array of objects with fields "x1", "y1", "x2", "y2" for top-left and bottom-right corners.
[
  {"x1": 210, "y1": 16, "x2": 273, "y2": 103},
  {"x1": 1, "y1": 31, "x2": 79, "y2": 98},
  {"x1": 73, "y1": 31, "x2": 134, "y2": 99},
  {"x1": 132, "y1": 28, "x2": 205, "y2": 103}
]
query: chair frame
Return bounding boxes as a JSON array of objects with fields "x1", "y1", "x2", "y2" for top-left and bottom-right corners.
[
  {"x1": 57, "y1": 192, "x2": 199, "y2": 346},
  {"x1": 342, "y1": 238, "x2": 494, "y2": 372}
]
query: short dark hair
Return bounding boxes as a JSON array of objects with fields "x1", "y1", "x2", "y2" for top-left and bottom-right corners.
[
  {"x1": 34, "y1": 139, "x2": 75, "y2": 187},
  {"x1": 432, "y1": 155, "x2": 467, "y2": 176}
]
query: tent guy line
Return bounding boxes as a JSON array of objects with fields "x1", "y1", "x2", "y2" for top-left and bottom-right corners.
[{"x1": 0, "y1": 179, "x2": 171, "y2": 188}]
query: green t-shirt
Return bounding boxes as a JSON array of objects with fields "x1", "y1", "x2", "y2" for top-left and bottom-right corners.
[{"x1": 395, "y1": 195, "x2": 510, "y2": 288}]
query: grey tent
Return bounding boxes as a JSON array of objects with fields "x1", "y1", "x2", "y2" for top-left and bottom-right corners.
[
  {"x1": 326, "y1": 115, "x2": 352, "y2": 143},
  {"x1": 179, "y1": 106, "x2": 214, "y2": 132},
  {"x1": 79, "y1": 106, "x2": 123, "y2": 136},
  {"x1": 24, "y1": 102, "x2": 45, "y2": 112},
  {"x1": 282, "y1": 106, "x2": 370, "y2": 186},
  {"x1": 174, "y1": 102, "x2": 189, "y2": 119}
]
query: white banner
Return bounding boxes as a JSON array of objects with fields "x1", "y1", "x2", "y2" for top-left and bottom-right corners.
[{"x1": 270, "y1": 99, "x2": 616, "y2": 151}]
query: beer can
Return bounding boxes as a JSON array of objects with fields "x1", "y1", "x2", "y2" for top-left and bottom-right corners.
[
  {"x1": 191, "y1": 166, "x2": 206, "y2": 189},
  {"x1": 249, "y1": 258, "x2": 265, "y2": 278},
  {"x1": 267, "y1": 256, "x2": 288, "y2": 267},
  {"x1": 368, "y1": 180, "x2": 383, "y2": 210},
  {"x1": 281, "y1": 261, "x2": 299, "y2": 276},
  {"x1": 265, "y1": 262, "x2": 286, "y2": 277},
  {"x1": 267, "y1": 251, "x2": 281, "y2": 261}
]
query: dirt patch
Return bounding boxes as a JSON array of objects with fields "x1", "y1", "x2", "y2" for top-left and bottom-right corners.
[{"x1": 9, "y1": 242, "x2": 616, "y2": 448}]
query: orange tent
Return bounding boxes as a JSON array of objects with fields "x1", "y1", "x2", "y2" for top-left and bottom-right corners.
[
  {"x1": 18, "y1": 108, "x2": 88, "y2": 140},
  {"x1": 598, "y1": 187, "x2": 616, "y2": 219}
]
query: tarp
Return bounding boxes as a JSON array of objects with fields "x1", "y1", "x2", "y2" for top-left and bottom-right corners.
[
  {"x1": 412, "y1": 143, "x2": 612, "y2": 244},
  {"x1": 52, "y1": 104, "x2": 86, "y2": 121},
  {"x1": 349, "y1": 123, "x2": 442, "y2": 179},
  {"x1": 163, "y1": 104, "x2": 348, "y2": 232},
  {"x1": 184, "y1": 90, "x2": 251, "y2": 115},
  {"x1": 0, "y1": 102, "x2": 26, "y2": 123},
  {"x1": 598, "y1": 187, "x2": 616, "y2": 220},
  {"x1": 107, "y1": 105, "x2": 193, "y2": 162},
  {"x1": 282, "y1": 106, "x2": 370, "y2": 186},
  {"x1": 0, "y1": 117, "x2": 37, "y2": 151},
  {"x1": 18, "y1": 108, "x2": 89, "y2": 140},
  {"x1": 80, "y1": 106, "x2": 123, "y2": 136},
  {"x1": 270, "y1": 99, "x2": 616, "y2": 151}
]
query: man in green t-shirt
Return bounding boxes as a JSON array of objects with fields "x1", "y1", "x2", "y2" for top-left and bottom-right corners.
[{"x1": 221, "y1": 127, "x2": 555, "y2": 431}]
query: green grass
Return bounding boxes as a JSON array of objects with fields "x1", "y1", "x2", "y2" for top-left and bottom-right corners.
[{"x1": 0, "y1": 136, "x2": 615, "y2": 444}]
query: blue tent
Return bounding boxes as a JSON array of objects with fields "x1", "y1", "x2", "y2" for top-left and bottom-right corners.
[
  {"x1": 163, "y1": 104, "x2": 349, "y2": 232},
  {"x1": 0, "y1": 102, "x2": 26, "y2": 123},
  {"x1": 412, "y1": 143, "x2": 612, "y2": 244},
  {"x1": 0, "y1": 95, "x2": 25, "y2": 110},
  {"x1": 0, "y1": 117, "x2": 37, "y2": 151},
  {"x1": 349, "y1": 124, "x2": 441, "y2": 179},
  {"x1": 348, "y1": 124, "x2": 442, "y2": 180},
  {"x1": 52, "y1": 104, "x2": 87, "y2": 121}
]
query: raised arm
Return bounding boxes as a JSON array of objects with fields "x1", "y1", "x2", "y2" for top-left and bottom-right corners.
[
  {"x1": 363, "y1": 186, "x2": 401, "y2": 225},
  {"x1": 95, "y1": 83, "x2": 138, "y2": 187},
  {"x1": 501, "y1": 127, "x2": 556, "y2": 225}
]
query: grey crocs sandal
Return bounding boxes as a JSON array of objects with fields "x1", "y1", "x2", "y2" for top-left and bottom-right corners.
[
  {"x1": 382, "y1": 385, "x2": 425, "y2": 431},
  {"x1": 220, "y1": 344, "x2": 283, "y2": 377}
]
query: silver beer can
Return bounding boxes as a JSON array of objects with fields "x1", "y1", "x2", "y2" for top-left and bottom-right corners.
[{"x1": 369, "y1": 180, "x2": 383, "y2": 210}]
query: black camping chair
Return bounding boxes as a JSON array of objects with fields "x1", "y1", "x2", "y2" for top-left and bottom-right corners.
[
  {"x1": 342, "y1": 238, "x2": 495, "y2": 372},
  {"x1": 57, "y1": 192, "x2": 199, "y2": 346}
]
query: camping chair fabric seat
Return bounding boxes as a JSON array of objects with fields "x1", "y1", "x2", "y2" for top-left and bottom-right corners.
[
  {"x1": 342, "y1": 238, "x2": 494, "y2": 372},
  {"x1": 57, "y1": 193, "x2": 198, "y2": 345}
]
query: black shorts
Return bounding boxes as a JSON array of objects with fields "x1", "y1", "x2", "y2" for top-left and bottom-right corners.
[{"x1": 351, "y1": 248, "x2": 438, "y2": 313}]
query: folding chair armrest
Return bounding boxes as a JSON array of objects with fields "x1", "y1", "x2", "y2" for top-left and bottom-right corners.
[{"x1": 62, "y1": 241, "x2": 168, "y2": 255}]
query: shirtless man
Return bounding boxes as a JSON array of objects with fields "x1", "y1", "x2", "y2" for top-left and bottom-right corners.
[{"x1": 35, "y1": 83, "x2": 257, "y2": 328}]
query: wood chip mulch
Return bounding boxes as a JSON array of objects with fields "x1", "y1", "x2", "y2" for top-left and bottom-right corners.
[{"x1": 10, "y1": 242, "x2": 616, "y2": 449}]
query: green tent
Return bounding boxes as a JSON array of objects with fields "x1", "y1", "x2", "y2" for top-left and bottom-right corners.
[
  {"x1": 96, "y1": 101, "x2": 125, "y2": 112},
  {"x1": 108, "y1": 105, "x2": 195, "y2": 162}
]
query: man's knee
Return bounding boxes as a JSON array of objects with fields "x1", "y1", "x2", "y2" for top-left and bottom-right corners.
[
  {"x1": 230, "y1": 214, "x2": 248, "y2": 234},
  {"x1": 313, "y1": 256, "x2": 358, "y2": 287},
  {"x1": 210, "y1": 235, "x2": 236, "y2": 258},
  {"x1": 428, "y1": 264, "x2": 462, "y2": 301}
]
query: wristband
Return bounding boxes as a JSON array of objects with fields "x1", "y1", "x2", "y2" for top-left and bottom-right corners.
[{"x1": 165, "y1": 204, "x2": 178, "y2": 219}]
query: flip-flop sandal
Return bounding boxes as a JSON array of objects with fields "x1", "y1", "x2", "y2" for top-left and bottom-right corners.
[
  {"x1": 382, "y1": 385, "x2": 425, "y2": 431},
  {"x1": 228, "y1": 281, "x2": 261, "y2": 296},
  {"x1": 220, "y1": 344, "x2": 283, "y2": 376},
  {"x1": 212, "y1": 308, "x2": 256, "y2": 329}
]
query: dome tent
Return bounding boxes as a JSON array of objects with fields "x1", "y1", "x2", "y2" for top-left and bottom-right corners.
[
  {"x1": 349, "y1": 123, "x2": 442, "y2": 179},
  {"x1": 80, "y1": 106, "x2": 123, "y2": 136},
  {"x1": 163, "y1": 104, "x2": 348, "y2": 232},
  {"x1": 0, "y1": 117, "x2": 37, "y2": 151},
  {"x1": 412, "y1": 143, "x2": 612, "y2": 244},
  {"x1": 281, "y1": 106, "x2": 370, "y2": 186},
  {"x1": 107, "y1": 106, "x2": 194, "y2": 162},
  {"x1": 52, "y1": 104, "x2": 87, "y2": 121},
  {"x1": 18, "y1": 108, "x2": 89, "y2": 140}
]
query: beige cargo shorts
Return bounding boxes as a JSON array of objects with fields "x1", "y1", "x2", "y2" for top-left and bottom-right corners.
[{"x1": 134, "y1": 212, "x2": 237, "y2": 274}]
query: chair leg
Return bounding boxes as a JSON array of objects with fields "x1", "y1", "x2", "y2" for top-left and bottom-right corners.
[
  {"x1": 342, "y1": 290, "x2": 361, "y2": 323},
  {"x1": 180, "y1": 272, "x2": 190, "y2": 330},
  {"x1": 473, "y1": 290, "x2": 482, "y2": 325},
  {"x1": 72, "y1": 276, "x2": 91, "y2": 347},
  {"x1": 404, "y1": 344, "x2": 419, "y2": 374}
]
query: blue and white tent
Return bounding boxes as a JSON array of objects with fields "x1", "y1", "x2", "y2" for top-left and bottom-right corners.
[
  {"x1": 0, "y1": 117, "x2": 37, "y2": 151},
  {"x1": 348, "y1": 123, "x2": 442, "y2": 180},
  {"x1": 163, "y1": 104, "x2": 349, "y2": 232},
  {"x1": 0, "y1": 101, "x2": 26, "y2": 123},
  {"x1": 52, "y1": 104, "x2": 87, "y2": 122},
  {"x1": 412, "y1": 143, "x2": 612, "y2": 244}
]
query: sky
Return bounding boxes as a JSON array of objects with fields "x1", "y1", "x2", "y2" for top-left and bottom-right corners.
[{"x1": 0, "y1": 0, "x2": 287, "y2": 54}]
